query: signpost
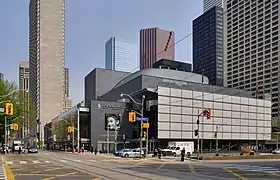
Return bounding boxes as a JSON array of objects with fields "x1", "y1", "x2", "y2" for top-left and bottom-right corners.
[{"x1": 136, "y1": 117, "x2": 149, "y2": 121}]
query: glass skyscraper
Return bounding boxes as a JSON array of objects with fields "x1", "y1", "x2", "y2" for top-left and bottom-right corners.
[{"x1": 105, "y1": 37, "x2": 138, "y2": 73}]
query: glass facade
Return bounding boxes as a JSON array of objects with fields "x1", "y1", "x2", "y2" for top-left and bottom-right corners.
[
  {"x1": 105, "y1": 37, "x2": 139, "y2": 73},
  {"x1": 193, "y1": 6, "x2": 224, "y2": 86}
]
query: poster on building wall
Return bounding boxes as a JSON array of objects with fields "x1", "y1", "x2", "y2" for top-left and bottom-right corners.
[{"x1": 105, "y1": 114, "x2": 120, "y2": 131}]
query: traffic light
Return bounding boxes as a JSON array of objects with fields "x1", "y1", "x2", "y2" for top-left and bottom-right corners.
[
  {"x1": 128, "y1": 112, "x2": 136, "y2": 122},
  {"x1": 5, "y1": 103, "x2": 13, "y2": 116},
  {"x1": 143, "y1": 131, "x2": 147, "y2": 139},
  {"x1": 13, "y1": 123, "x2": 18, "y2": 131},
  {"x1": 68, "y1": 126, "x2": 73, "y2": 133},
  {"x1": 194, "y1": 129, "x2": 198, "y2": 136},
  {"x1": 206, "y1": 108, "x2": 211, "y2": 120}
]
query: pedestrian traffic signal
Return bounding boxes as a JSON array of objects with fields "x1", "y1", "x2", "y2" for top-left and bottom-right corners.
[
  {"x1": 13, "y1": 123, "x2": 18, "y2": 131},
  {"x1": 143, "y1": 131, "x2": 147, "y2": 139},
  {"x1": 128, "y1": 112, "x2": 136, "y2": 122},
  {"x1": 206, "y1": 108, "x2": 211, "y2": 120},
  {"x1": 68, "y1": 126, "x2": 73, "y2": 133},
  {"x1": 194, "y1": 129, "x2": 198, "y2": 136},
  {"x1": 5, "y1": 103, "x2": 13, "y2": 116}
]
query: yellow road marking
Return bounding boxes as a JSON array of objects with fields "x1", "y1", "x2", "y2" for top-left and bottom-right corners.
[
  {"x1": 16, "y1": 174, "x2": 54, "y2": 177},
  {"x1": 3, "y1": 155, "x2": 15, "y2": 180},
  {"x1": 224, "y1": 168, "x2": 247, "y2": 180},
  {"x1": 188, "y1": 164, "x2": 196, "y2": 174},
  {"x1": 93, "y1": 178, "x2": 101, "y2": 180}
]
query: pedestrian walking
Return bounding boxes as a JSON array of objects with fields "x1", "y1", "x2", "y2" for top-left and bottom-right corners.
[
  {"x1": 90, "y1": 146, "x2": 93, "y2": 153},
  {"x1": 94, "y1": 147, "x2": 98, "y2": 155},
  {"x1": 181, "y1": 148, "x2": 185, "y2": 162}
]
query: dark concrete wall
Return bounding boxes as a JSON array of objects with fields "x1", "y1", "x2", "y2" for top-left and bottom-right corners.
[{"x1": 84, "y1": 68, "x2": 130, "y2": 105}]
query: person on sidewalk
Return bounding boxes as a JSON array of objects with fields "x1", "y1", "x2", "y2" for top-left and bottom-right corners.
[
  {"x1": 181, "y1": 148, "x2": 185, "y2": 162},
  {"x1": 94, "y1": 147, "x2": 98, "y2": 155}
]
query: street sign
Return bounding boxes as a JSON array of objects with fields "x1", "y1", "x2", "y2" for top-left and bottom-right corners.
[
  {"x1": 136, "y1": 117, "x2": 149, "y2": 121},
  {"x1": 0, "y1": 108, "x2": 4, "y2": 113}
]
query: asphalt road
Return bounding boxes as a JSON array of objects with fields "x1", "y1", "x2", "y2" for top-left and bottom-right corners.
[
  {"x1": 5, "y1": 152, "x2": 280, "y2": 180},
  {"x1": 5, "y1": 153, "x2": 97, "y2": 180}
]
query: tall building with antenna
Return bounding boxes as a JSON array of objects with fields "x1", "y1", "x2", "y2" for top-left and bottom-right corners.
[{"x1": 140, "y1": 27, "x2": 175, "y2": 70}]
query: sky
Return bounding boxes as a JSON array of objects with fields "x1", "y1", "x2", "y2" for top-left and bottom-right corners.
[{"x1": 0, "y1": 0, "x2": 203, "y2": 104}]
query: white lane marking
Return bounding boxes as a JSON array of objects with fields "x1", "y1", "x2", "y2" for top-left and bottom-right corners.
[
  {"x1": 60, "y1": 160, "x2": 67, "y2": 163},
  {"x1": 6, "y1": 161, "x2": 13, "y2": 164},
  {"x1": 73, "y1": 159, "x2": 81, "y2": 162},
  {"x1": 44, "y1": 161, "x2": 50, "y2": 163},
  {"x1": 19, "y1": 161, "x2": 27, "y2": 164},
  {"x1": 32, "y1": 160, "x2": 40, "y2": 163}
]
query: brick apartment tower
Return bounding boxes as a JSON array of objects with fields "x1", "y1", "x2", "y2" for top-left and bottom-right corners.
[{"x1": 140, "y1": 27, "x2": 175, "y2": 70}]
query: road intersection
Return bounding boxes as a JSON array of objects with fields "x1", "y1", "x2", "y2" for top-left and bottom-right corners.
[{"x1": 2, "y1": 151, "x2": 280, "y2": 180}]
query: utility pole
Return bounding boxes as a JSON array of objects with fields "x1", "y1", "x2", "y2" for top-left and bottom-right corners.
[
  {"x1": 146, "y1": 125, "x2": 149, "y2": 154},
  {"x1": 201, "y1": 69, "x2": 204, "y2": 154},
  {"x1": 139, "y1": 95, "x2": 145, "y2": 158},
  {"x1": 256, "y1": 87, "x2": 258, "y2": 151},
  {"x1": 197, "y1": 110, "x2": 200, "y2": 160},
  {"x1": 215, "y1": 125, "x2": 219, "y2": 155},
  {"x1": 77, "y1": 108, "x2": 80, "y2": 150},
  {"x1": 4, "y1": 116, "x2": 7, "y2": 154},
  {"x1": 107, "y1": 124, "x2": 109, "y2": 155},
  {"x1": 72, "y1": 125, "x2": 75, "y2": 153}
]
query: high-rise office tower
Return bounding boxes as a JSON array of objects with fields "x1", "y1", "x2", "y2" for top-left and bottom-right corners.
[
  {"x1": 224, "y1": 0, "x2": 279, "y2": 126},
  {"x1": 19, "y1": 62, "x2": 29, "y2": 91},
  {"x1": 29, "y1": 0, "x2": 65, "y2": 142},
  {"x1": 140, "y1": 27, "x2": 175, "y2": 70},
  {"x1": 193, "y1": 6, "x2": 224, "y2": 86},
  {"x1": 203, "y1": 0, "x2": 223, "y2": 12},
  {"x1": 19, "y1": 61, "x2": 30, "y2": 138},
  {"x1": 63, "y1": 67, "x2": 72, "y2": 110},
  {"x1": 105, "y1": 37, "x2": 138, "y2": 72},
  {"x1": 0, "y1": 73, "x2": 4, "y2": 81}
]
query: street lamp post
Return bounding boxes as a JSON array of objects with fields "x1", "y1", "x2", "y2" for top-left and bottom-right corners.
[
  {"x1": 275, "y1": 132, "x2": 280, "y2": 149},
  {"x1": 215, "y1": 125, "x2": 222, "y2": 155},
  {"x1": 120, "y1": 93, "x2": 145, "y2": 158}
]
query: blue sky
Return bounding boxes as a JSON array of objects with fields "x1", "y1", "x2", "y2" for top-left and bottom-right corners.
[{"x1": 0, "y1": 0, "x2": 203, "y2": 104}]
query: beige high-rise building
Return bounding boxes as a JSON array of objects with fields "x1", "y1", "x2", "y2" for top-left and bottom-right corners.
[
  {"x1": 29, "y1": 0, "x2": 65, "y2": 143},
  {"x1": 19, "y1": 61, "x2": 30, "y2": 138}
]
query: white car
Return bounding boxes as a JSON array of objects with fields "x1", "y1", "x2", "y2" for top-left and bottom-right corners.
[
  {"x1": 121, "y1": 148, "x2": 144, "y2": 158},
  {"x1": 272, "y1": 149, "x2": 280, "y2": 154}
]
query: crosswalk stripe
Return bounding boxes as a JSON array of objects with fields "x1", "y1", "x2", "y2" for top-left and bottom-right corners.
[
  {"x1": 89, "y1": 160, "x2": 97, "y2": 162},
  {"x1": 6, "y1": 161, "x2": 13, "y2": 164},
  {"x1": 60, "y1": 160, "x2": 67, "y2": 163},
  {"x1": 19, "y1": 161, "x2": 27, "y2": 164},
  {"x1": 73, "y1": 159, "x2": 81, "y2": 162},
  {"x1": 45, "y1": 161, "x2": 50, "y2": 163},
  {"x1": 32, "y1": 160, "x2": 40, "y2": 164}
]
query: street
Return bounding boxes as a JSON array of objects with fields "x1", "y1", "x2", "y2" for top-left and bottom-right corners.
[{"x1": 2, "y1": 152, "x2": 280, "y2": 180}]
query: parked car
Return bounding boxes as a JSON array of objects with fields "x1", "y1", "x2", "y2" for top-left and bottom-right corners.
[
  {"x1": 272, "y1": 149, "x2": 280, "y2": 154},
  {"x1": 28, "y1": 146, "x2": 38, "y2": 153},
  {"x1": 121, "y1": 148, "x2": 144, "y2": 158},
  {"x1": 114, "y1": 148, "x2": 131, "y2": 156}
]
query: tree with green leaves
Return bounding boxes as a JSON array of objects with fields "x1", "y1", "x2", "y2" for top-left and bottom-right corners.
[{"x1": 0, "y1": 79, "x2": 36, "y2": 143}]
